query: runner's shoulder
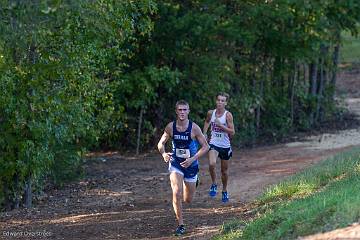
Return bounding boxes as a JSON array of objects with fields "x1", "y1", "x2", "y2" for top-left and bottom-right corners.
[
  {"x1": 206, "y1": 109, "x2": 214, "y2": 118},
  {"x1": 191, "y1": 122, "x2": 202, "y2": 133},
  {"x1": 165, "y1": 122, "x2": 173, "y2": 135},
  {"x1": 225, "y1": 111, "x2": 233, "y2": 118}
]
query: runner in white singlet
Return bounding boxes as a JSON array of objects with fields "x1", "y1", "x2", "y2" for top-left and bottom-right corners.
[{"x1": 203, "y1": 93, "x2": 235, "y2": 203}]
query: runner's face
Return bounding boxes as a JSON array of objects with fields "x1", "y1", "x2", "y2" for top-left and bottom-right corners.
[
  {"x1": 175, "y1": 104, "x2": 189, "y2": 121},
  {"x1": 216, "y1": 96, "x2": 227, "y2": 109}
]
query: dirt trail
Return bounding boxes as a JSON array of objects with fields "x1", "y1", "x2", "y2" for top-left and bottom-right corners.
[
  {"x1": 2, "y1": 146, "x2": 356, "y2": 240},
  {"x1": 1, "y1": 68, "x2": 360, "y2": 240}
]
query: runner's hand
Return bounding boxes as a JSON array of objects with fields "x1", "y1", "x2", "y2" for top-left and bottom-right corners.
[
  {"x1": 180, "y1": 157, "x2": 194, "y2": 168},
  {"x1": 162, "y1": 152, "x2": 172, "y2": 163},
  {"x1": 215, "y1": 118, "x2": 222, "y2": 126}
]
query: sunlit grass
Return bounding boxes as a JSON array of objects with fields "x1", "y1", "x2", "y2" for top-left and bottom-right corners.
[
  {"x1": 340, "y1": 30, "x2": 360, "y2": 63},
  {"x1": 215, "y1": 147, "x2": 360, "y2": 240}
]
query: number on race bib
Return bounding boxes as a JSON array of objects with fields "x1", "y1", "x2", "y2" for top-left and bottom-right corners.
[{"x1": 215, "y1": 133, "x2": 222, "y2": 138}]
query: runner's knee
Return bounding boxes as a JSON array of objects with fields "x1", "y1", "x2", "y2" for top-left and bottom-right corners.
[{"x1": 173, "y1": 190, "x2": 182, "y2": 201}]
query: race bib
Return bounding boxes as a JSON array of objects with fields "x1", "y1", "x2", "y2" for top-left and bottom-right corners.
[
  {"x1": 176, "y1": 148, "x2": 190, "y2": 158},
  {"x1": 214, "y1": 132, "x2": 223, "y2": 139}
]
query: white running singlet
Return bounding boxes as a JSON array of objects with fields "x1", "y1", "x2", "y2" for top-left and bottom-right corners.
[{"x1": 209, "y1": 110, "x2": 231, "y2": 148}]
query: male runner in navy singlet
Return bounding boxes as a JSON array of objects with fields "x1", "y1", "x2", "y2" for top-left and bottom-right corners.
[{"x1": 157, "y1": 100, "x2": 209, "y2": 236}]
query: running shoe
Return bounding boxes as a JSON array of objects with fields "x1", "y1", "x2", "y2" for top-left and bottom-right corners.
[
  {"x1": 209, "y1": 184, "x2": 217, "y2": 197},
  {"x1": 222, "y1": 191, "x2": 229, "y2": 203},
  {"x1": 175, "y1": 225, "x2": 185, "y2": 236}
]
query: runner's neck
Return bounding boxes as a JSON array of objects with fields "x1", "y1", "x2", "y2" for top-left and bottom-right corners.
[
  {"x1": 176, "y1": 119, "x2": 189, "y2": 131},
  {"x1": 215, "y1": 108, "x2": 226, "y2": 117}
]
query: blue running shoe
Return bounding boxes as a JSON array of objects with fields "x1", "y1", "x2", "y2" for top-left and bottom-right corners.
[
  {"x1": 175, "y1": 225, "x2": 185, "y2": 236},
  {"x1": 209, "y1": 184, "x2": 217, "y2": 197},
  {"x1": 222, "y1": 191, "x2": 229, "y2": 203}
]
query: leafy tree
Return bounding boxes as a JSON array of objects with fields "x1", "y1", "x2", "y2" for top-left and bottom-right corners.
[{"x1": 0, "y1": 0, "x2": 156, "y2": 210}]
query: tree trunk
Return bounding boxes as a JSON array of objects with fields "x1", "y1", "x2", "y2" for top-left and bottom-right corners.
[
  {"x1": 315, "y1": 59, "x2": 325, "y2": 124},
  {"x1": 273, "y1": 56, "x2": 281, "y2": 87},
  {"x1": 309, "y1": 63, "x2": 318, "y2": 96},
  {"x1": 136, "y1": 106, "x2": 144, "y2": 155},
  {"x1": 24, "y1": 175, "x2": 32, "y2": 208},
  {"x1": 256, "y1": 67, "x2": 265, "y2": 135},
  {"x1": 3, "y1": 182, "x2": 12, "y2": 211},
  {"x1": 331, "y1": 42, "x2": 340, "y2": 100},
  {"x1": 316, "y1": 45, "x2": 329, "y2": 123},
  {"x1": 251, "y1": 70, "x2": 257, "y2": 145},
  {"x1": 309, "y1": 62, "x2": 318, "y2": 125},
  {"x1": 154, "y1": 104, "x2": 164, "y2": 140},
  {"x1": 14, "y1": 173, "x2": 20, "y2": 209},
  {"x1": 297, "y1": 64, "x2": 301, "y2": 85},
  {"x1": 290, "y1": 63, "x2": 297, "y2": 128},
  {"x1": 321, "y1": 68, "x2": 328, "y2": 122}
]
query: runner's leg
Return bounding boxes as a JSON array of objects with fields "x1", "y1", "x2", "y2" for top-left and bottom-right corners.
[
  {"x1": 209, "y1": 150, "x2": 219, "y2": 184},
  {"x1": 183, "y1": 180, "x2": 196, "y2": 203},
  {"x1": 221, "y1": 159, "x2": 229, "y2": 192},
  {"x1": 170, "y1": 172, "x2": 184, "y2": 225}
]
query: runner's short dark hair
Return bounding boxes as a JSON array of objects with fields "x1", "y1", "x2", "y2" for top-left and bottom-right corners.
[
  {"x1": 217, "y1": 92, "x2": 230, "y2": 101},
  {"x1": 175, "y1": 100, "x2": 189, "y2": 109}
]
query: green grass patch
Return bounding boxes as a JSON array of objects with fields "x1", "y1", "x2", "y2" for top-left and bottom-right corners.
[
  {"x1": 215, "y1": 147, "x2": 360, "y2": 240},
  {"x1": 215, "y1": 219, "x2": 246, "y2": 240},
  {"x1": 259, "y1": 149, "x2": 360, "y2": 204},
  {"x1": 340, "y1": 30, "x2": 360, "y2": 63}
]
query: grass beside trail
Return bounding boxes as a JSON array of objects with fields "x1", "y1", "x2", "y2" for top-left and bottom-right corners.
[
  {"x1": 340, "y1": 30, "x2": 360, "y2": 63},
  {"x1": 214, "y1": 147, "x2": 360, "y2": 240}
]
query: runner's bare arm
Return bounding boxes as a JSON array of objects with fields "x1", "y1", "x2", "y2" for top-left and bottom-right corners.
[
  {"x1": 195, "y1": 124, "x2": 210, "y2": 158},
  {"x1": 225, "y1": 112, "x2": 235, "y2": 136},
  {"x1": 180, "y1": 124, "x2": 209, "y2": 168},
  {"x1": 202, "y1": 110, "x2": 213, "y2": 137},
  {"x1": 157, "y1": 123, "x2": 172, "y2": 162}
]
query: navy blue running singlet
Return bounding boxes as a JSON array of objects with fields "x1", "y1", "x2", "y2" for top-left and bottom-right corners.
[{"x1": 170, "y1": 121, "x2": 199, "y2": 178}]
